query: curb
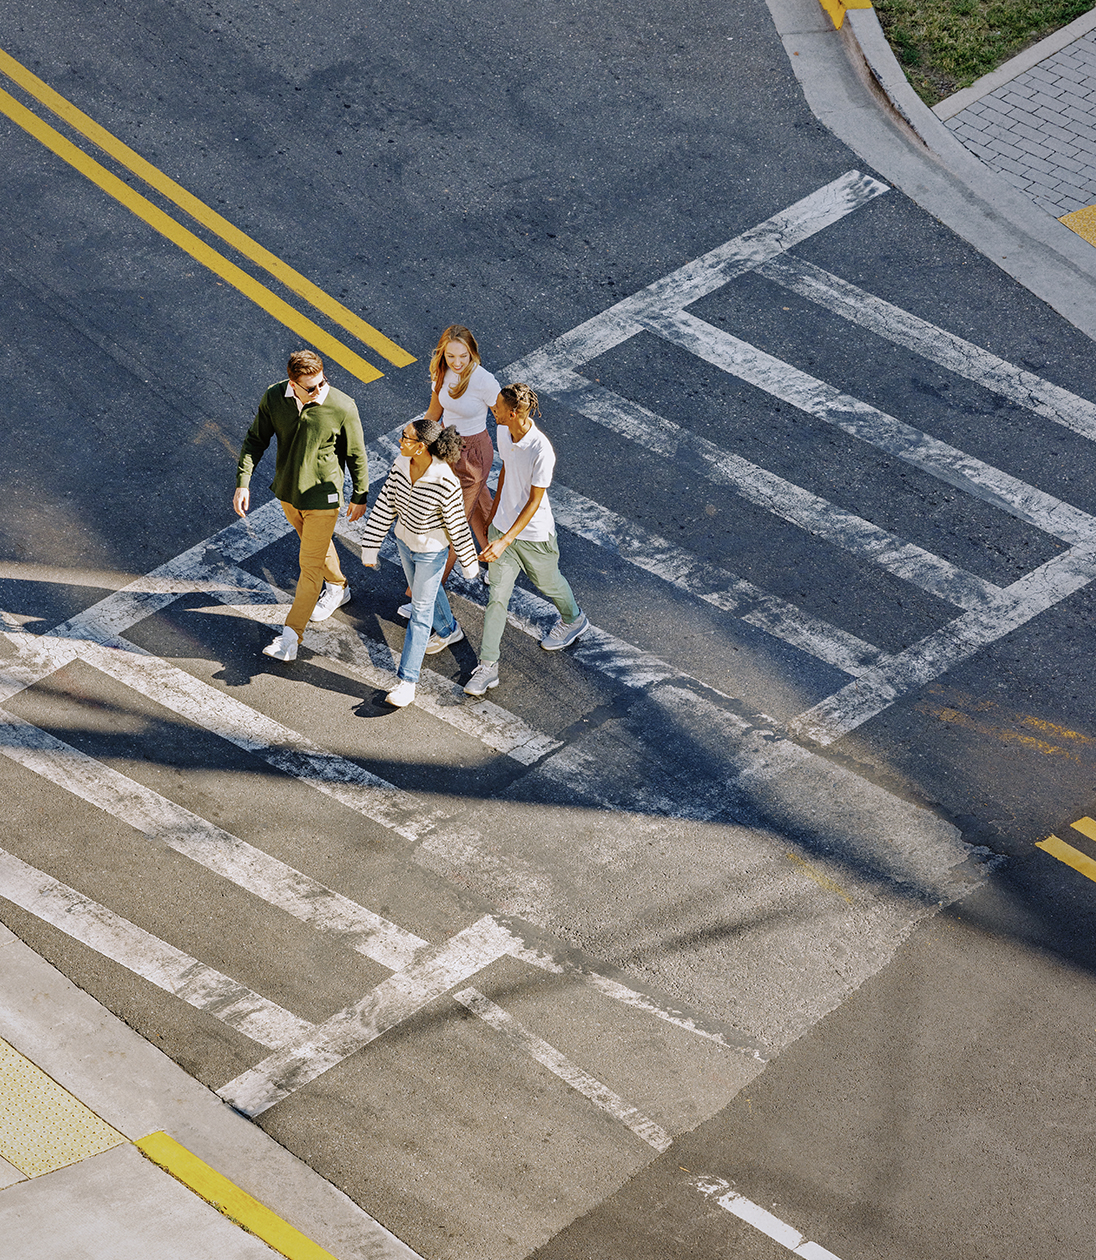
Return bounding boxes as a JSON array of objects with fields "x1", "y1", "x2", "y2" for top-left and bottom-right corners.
[
  {"x1": 0, "y1": 1034, "x2": 342, "y2": 1260},
  {"x1": 766, "y1": 0, "x2": 1096, "y2": 341},
  {"x1": 933, "y1": 5, "x2": 1096, "y2": 121},
  {"x1": 839, "y1": 5, "x2": 1096, "y2": 248},
  {"x1": 136, "y1": 1132, "x2": 341, "y2": 1260}
]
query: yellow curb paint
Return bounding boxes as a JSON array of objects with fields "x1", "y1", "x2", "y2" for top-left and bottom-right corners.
[
  {"x1": 0, "y1": 84, "x2": 384, "y2": 384},
  {"x1": 0, "y1": 46, "x2": 413, "y2": 369},
  {"x1": 1060, "y1": 204, "x2": 1096, "y2": 247},
  {"x1": 136, "y1": 1132, "x2": 341, "y2": 1260},
  {"x1": 0, "y1": 1038, "x2": 125, "y2": 1177},
  {"x1": 818, "y1": 0, "x2": 872, "y2": 31},
  {"x1": 1036, "y1": 833, "x2": 1096, "y2": 884}
]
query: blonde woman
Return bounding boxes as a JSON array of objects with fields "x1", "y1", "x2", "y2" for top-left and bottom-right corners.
[
  {"x1": 361, "y1": 419, "x2": 479, "y2": 707},
  {"x1": 382, "y1": 325, "x2": 498, "y2": 615}
]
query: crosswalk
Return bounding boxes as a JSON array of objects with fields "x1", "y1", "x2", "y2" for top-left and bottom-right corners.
[{"x1": 5, "y1": 167, "x2": 1090, "y2": 1254}]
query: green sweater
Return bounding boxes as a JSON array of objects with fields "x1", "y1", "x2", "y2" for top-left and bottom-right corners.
[{"x1": 235, "y1": 381, "x2": 369, "y2": 510}]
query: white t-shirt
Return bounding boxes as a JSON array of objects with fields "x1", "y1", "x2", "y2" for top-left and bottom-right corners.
[
  {"x1": 439, "y1": 363, "x2": 501, "y2": 437},
  {"x1": 494, "y1": 422, "x2": 556, "y2": 542}
]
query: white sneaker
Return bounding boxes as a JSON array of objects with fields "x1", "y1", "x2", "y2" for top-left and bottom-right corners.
[
  {"x1": 311, "y1": 582, "x2": 351, "y2": 621},
  {"x1": 424, "y1": 623, "x2": 464, "y2": 655},
  {"x1": 397, "y1": 602, "x2": 413, "y2": 619},
  {"x1": 385, "y1": 679, "x2": 416, "y2": 707},
  {"x1": 262, "y1": 626, "x2": 299, "y2": 661}
]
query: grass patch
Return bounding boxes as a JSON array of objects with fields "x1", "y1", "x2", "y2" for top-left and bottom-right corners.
[{"x1": 874, "y1": 0, "x2": 1095, "y2": 105}]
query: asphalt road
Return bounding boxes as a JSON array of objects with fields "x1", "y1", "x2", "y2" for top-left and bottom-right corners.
[{"x1": 1, "y1": 0, "x2": 1096, "y2": 1257}]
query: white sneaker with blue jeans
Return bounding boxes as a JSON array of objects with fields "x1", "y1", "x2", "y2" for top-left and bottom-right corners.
[{"x1": 395, "y1": 539, "x2": 459, "y2": 684}]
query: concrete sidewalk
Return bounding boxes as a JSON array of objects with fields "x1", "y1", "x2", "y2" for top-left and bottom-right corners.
[
  {"x1": 769, "y1": 0, "x2": 1096, "y2": 343},
  {"x1": 0, "y1": 922, "x2": 421, "y2": 1260}
]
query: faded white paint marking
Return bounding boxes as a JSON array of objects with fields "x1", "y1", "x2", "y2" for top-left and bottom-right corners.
[
  {"x1": 646, "y1": 307, "x2": 1096, "y2": 546},
  {"x1": 695, "y1": 1176, "x2": 843, "y2": 1259},
  {"x1": 760, "y1": 254, "x2": 1096, "y2": 442},
  {"x1": 518, "y1": 370, "x2": 1001, "y2": 612},
  {"x1": 200, "y1": 557, "x2": 561, "y2": 765},
  {"x1": 453, "y1": 987, "x2": 673, "y2": 1151},
  {"x1": 548, "y1": 482, "x2": 883, "y2": 676},
  {"x1": 47, "y1": 501, "x2": 291, "y2": 647},
  {"x1": 219, "y1": 916, "x2": 521, "y2": 1115},
  {"x1": 0, "y1": 847, "x2": 313, "y2": 1049},
  {"x1": 0, "y1": 708, "x2": 427, "y2": 970},
  {"x1": 790, "y1": 540, "x2": 1096, "y2": 744},
  {"x1": 69, "y1": 637, "x2": 447, "y2": 843},
  {"x1": 508, "y1": 171, "x2": 889, "y2": 377}
]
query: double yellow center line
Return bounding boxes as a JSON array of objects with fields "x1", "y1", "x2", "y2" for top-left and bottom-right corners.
[{"x1": 0, "y1": 47, "x2": 414, "y2": 383}]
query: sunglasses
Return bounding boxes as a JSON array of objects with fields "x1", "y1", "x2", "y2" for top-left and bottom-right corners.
[{"x1": 295, "y1": 377, "x2": 327, "y2": 396}]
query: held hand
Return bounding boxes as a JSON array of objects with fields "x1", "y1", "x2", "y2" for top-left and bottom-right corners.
[
  {"x1": 233, "y1": 487, "x2": 249, "y2": 518},
  {"x1": 346, "y1": 501, "x2": 367, "y2": 522}
]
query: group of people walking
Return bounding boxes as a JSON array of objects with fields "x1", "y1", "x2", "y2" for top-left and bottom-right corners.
[{"x1": 233, "y1": 328, "x2": 588, "y2": 707}]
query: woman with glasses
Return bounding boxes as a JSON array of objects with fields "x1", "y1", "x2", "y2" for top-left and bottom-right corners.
[{"x1": 360, "y1": 418, "x2": 479, "y2": 707}]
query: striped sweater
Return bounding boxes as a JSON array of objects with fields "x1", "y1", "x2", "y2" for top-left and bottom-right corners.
[{"x1": 360, "y1": 455, "x2": 480, "y2": 578}]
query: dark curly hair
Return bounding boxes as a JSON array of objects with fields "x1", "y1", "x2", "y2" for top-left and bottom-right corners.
[{"x1": 415, "y1": 421, "x2": 463, "y2": 466}]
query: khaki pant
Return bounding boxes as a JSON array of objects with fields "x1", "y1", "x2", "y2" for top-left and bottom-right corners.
[
  {"x1": 280, "y1": 502, "x2": 345, "y2": 640},
  {"x1": 480, "y1": 526, "x2": 580, "y2": 664}
]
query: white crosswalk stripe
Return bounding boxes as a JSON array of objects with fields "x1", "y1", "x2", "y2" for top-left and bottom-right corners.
[
  {"x1": 0, "y1": 847, "x2": 315, "y2": 1049},
  {"x1": 644, "y1": 306, "x2": 1096, "y2": 546},
  {"x1": 8, "y1": 166, "x2": 1081, "y2": 1165},
  {"x1": 758, "y1": 253, "x2": 1096, "y2": 440}
]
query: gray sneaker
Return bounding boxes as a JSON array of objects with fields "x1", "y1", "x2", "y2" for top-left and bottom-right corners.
[
  {"x1": 540, "y1": 612, "x2": 589, "y2": 651},
  {"x1": 463, "y1": 661, "x2": 499, "y2": 696},
  {"x1": 424, "y1": 623, "x2": 464, "y2": 655}
]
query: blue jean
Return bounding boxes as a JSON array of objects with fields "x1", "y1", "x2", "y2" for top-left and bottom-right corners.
[{"x1": 395, "y1": 538, "x2": 458, "y2": 683}]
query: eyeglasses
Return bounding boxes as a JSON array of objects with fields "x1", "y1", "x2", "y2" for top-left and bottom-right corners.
[
  {"x1": 399, "y1": 431, "x2": 421, "y2": 447},
  {"x1": 294, "y1": 377, "x2": 327, "y2": 396}
]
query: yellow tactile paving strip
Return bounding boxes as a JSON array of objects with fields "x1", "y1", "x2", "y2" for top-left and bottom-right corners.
[
  {"x1": 0, "y1": 1037, "x2": 124, "y2": 1177},
  {"x1": 1060, "y1": 204, "x2": 1096, "y2": 246}
]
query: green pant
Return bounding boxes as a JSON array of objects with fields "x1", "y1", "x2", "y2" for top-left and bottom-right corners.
[{"x1": 480, "y1": 526, "x2": 580, "y2": 663}]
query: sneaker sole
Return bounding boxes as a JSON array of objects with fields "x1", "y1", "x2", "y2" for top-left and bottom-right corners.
[
  {"x1": 463, "y1": 678, "x2": 499, "y2": 697},
  {"x1": 540, "y1": 627, "x2": 588, "y2": 651}
]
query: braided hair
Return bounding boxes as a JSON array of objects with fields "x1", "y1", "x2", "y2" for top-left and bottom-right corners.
[{"x1": 499, "y1": 383, "x2": 540, "y2": 420}]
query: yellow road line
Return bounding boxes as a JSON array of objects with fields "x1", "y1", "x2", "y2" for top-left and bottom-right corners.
[
  {"x1": 0, "y1": 46, "x2": 413, "y2": 369},
  {"x1": 0, "y1": 83, "x2": 384, "y2": 383},
  {"x1": 1070, "y1": 815, "x2": 1096, "y2": 843},
  {"x1": 1036, "y1": 833, "x2": 1096, "y2": 884},
  {"x1": 136, "y1": 1132, "x2": 342, "y2": 1260}
]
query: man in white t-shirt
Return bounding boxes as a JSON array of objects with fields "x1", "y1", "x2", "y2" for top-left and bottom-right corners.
[{"x1": 464, "y1": 384, "x2": 588, "y2": 696}]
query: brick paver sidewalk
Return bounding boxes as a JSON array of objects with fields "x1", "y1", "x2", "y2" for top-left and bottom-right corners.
[{"x1": 936, "y1": 9, "x2": 1096, "y2": 230}]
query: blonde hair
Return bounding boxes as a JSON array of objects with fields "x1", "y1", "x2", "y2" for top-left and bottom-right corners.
[
  {"x1": 429, "y1": 325, "x2": 480, "y2": 399},
  {"x1": 500, "y1": 383, "x2": 540, "y2": 421}
]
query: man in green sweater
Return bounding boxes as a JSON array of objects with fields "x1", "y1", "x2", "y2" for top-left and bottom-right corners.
[{"x1": 234, "y1": 349, "x2": 369, "y2": 662}]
